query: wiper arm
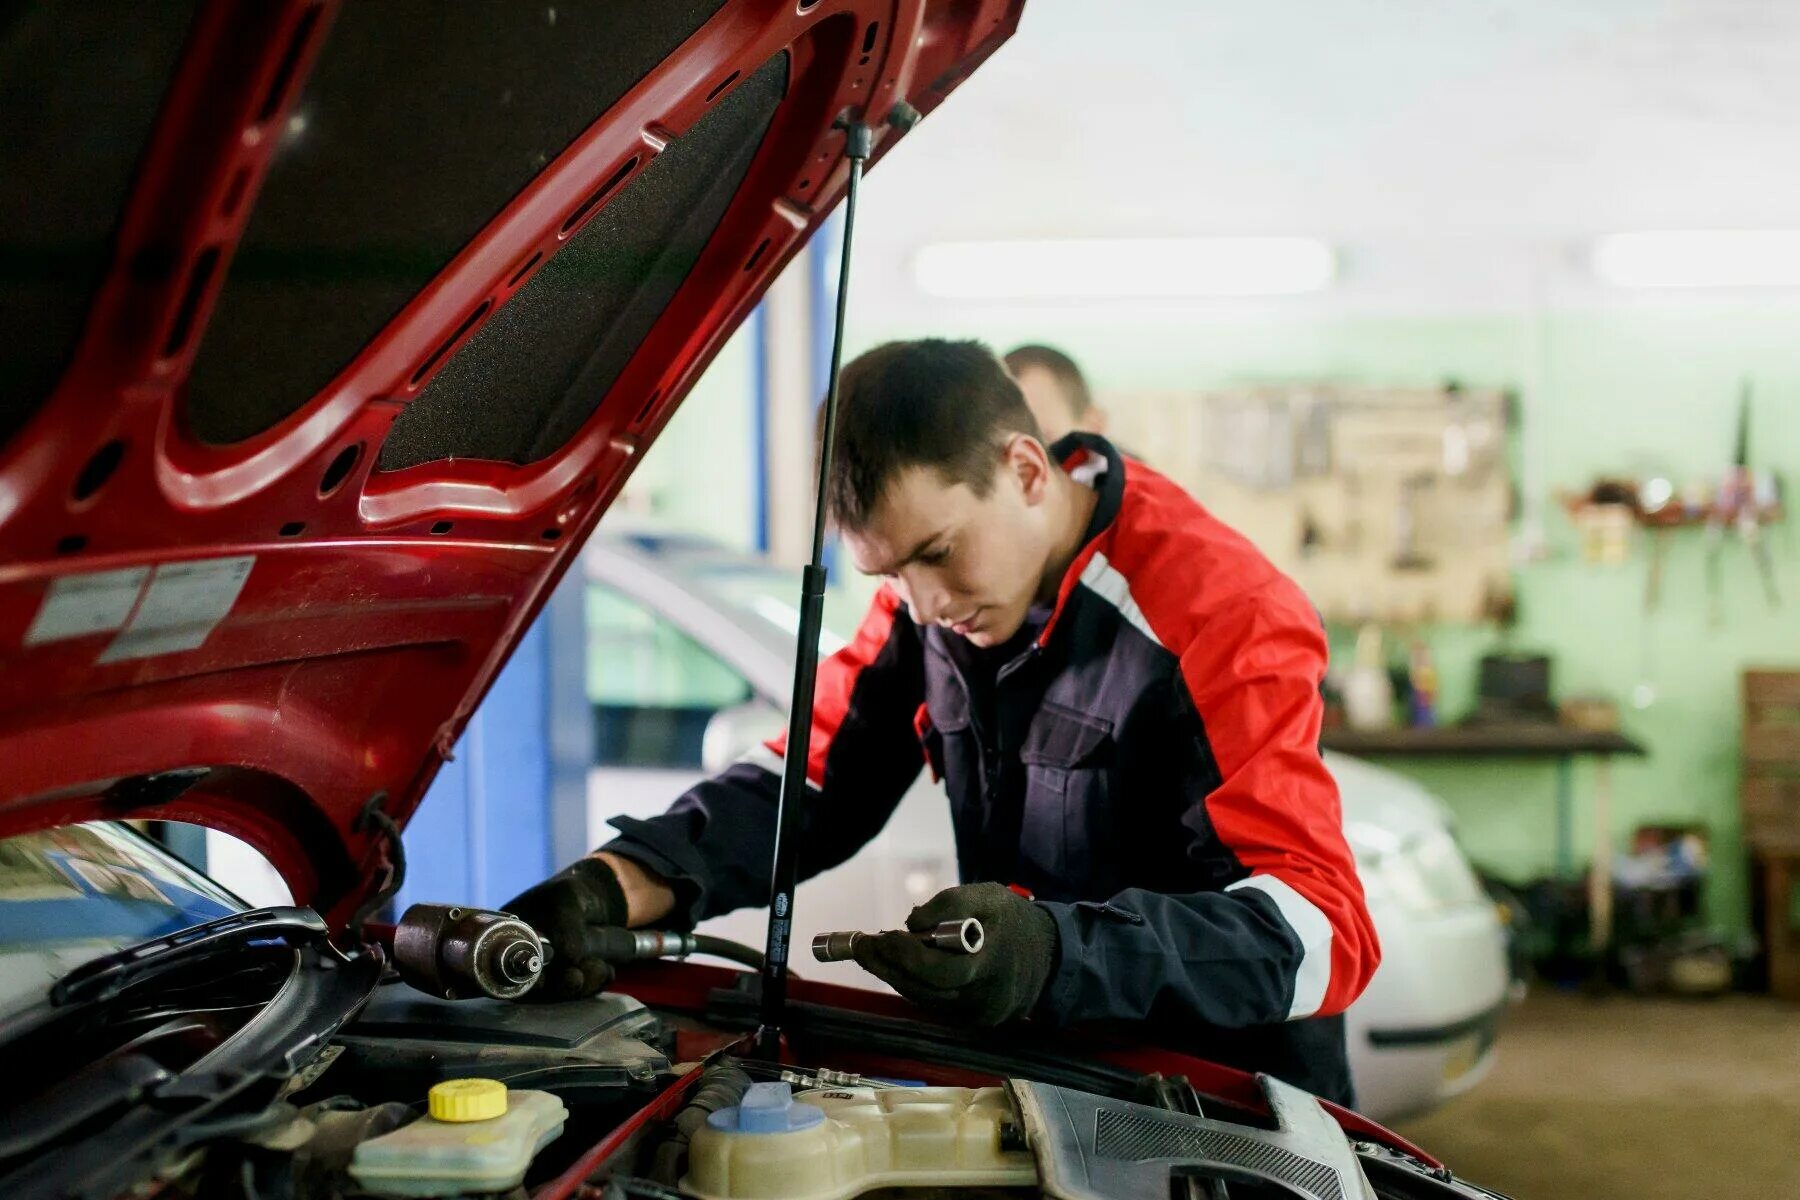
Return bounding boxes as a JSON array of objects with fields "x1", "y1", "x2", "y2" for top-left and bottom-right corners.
[{"x1": 50, "y1": 906, "x2": 332, "y2": 1008}]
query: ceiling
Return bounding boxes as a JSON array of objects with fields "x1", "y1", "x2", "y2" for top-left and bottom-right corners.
[{"x1": 850, "y1": 0, "x2": 1800, "y2": 317}]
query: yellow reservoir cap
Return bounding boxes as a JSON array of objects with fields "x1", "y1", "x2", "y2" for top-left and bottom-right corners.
[{"x1": 429, "y1": 1078, "x2": 509, "y2": 1123}]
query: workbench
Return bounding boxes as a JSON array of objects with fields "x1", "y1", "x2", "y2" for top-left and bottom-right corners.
[{"x1": 1321, "y1": 724, "x2": 1648, "y2": 952}]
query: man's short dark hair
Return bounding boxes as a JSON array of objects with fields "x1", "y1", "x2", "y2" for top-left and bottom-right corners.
[
  {"x1": 1003, "y1": 343, "x2": 1093, "y2": 418},
  {"x1": 823, "y1": 339, "x2": 1042, "y2": 531}
]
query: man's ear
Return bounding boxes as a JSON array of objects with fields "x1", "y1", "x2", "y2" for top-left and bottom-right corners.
[{"x1": 1002, "y1": 432, "x2": 1055, "y2": 506}]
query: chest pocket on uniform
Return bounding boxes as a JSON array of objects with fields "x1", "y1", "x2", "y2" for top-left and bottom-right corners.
[
  {"x1": 1017, "y1": 703, "x2": 1115, "y2": 884},
  {"x1": 1020, "y1": 703, "x2": 1113, "y2": 780}
]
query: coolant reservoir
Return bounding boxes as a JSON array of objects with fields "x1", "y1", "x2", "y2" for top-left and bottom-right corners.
[
  {"x1": 349, "y1": 1078, "x2": 567, "y2": 1197},
  {"x1": 683, "y1": 1082, "x2": 1036, "y2": 1200}
]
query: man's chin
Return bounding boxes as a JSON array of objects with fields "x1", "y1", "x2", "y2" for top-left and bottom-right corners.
[{"x1": 961, "y1": 617, "x2": 1023, "y2": 647}]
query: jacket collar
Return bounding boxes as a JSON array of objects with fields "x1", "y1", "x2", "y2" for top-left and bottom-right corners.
[{"x1": 1035, "y1": 433, "x2": 1127, "y2": 648}]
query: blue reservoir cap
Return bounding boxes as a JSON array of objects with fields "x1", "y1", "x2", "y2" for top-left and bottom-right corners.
[{"x1": 706, "y1": 1082, "x2": 825, "y2": 1135}]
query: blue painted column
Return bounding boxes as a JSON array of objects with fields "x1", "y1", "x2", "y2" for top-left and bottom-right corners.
[
  {"x1": 808, "y1": 213, "x2": 841, "y2": 405},
  {"x1": 396, "y1": 570, "x2": 591, "y2": 911},
  {"x1": 750, "y1": 300, "x2": 771, "y2": 554},
  {"x1": 808, "y1": 214, "x2": 842, "y2": 574}
]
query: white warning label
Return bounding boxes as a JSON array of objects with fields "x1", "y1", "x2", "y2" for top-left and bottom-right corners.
[
  {"x1": 24, "y1": 567, "x2": 151, "y2": 646},
  {"x1": 98, "y1": 556, "x2": 256, "y2": 664}
]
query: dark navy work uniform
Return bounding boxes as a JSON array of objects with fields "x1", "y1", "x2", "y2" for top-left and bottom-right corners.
[{"x1": 603, "y1": 434, "x2": 1380, "y2": 1104}]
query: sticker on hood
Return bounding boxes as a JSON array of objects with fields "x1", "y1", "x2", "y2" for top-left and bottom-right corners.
[
  {"x1": 24, "y1": 566, "x2": 152, "y2": 646},
  {"x1": 97, "y1": 556, "x2": 256, "y2": 662},
  {"x1": 26, "y1": 558, "x2": 257, "y2": 661}
]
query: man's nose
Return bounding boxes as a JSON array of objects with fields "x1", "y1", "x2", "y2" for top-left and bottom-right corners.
[{"x1": 903, "y1": 571, "x2": 951, "y2": 623}]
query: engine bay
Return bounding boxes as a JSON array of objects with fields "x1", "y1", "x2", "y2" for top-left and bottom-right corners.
[
  {"x1": 261, "y1": 986, "x2": 1409, "y2": 1200},
  {"x1": 0, "y1": 856, "x2": 1505, "y2": 1200},
  {"x1": 0, "y1": 926, "x2": 1504, "y2": 1200}
]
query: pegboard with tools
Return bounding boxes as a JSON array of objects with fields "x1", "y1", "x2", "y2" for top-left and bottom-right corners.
[{"x1": 1109, "y1": 384, "x2": 1515, "y2": 624}]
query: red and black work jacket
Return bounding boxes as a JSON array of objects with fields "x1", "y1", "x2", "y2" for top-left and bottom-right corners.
[{"x1": 603, "y1": 434, "x2": 1381, "y2": 1103}]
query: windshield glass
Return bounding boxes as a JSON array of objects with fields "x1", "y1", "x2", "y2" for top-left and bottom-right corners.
[{"x1": 0, "y1": 823, "x2": 244, "y2": 1025}]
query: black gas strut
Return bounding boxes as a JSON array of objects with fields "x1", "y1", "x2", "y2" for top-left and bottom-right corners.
[{"x1": 754, "y1": 110, "x2": 903, "y2": 1056}]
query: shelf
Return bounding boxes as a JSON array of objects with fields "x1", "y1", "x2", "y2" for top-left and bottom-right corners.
[{"x1": 1321, "y1": 724, "x2": 1647, "y2": 758}]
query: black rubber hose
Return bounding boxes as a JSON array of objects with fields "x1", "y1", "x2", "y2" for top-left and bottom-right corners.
[
  {"x1": 691, "y1": 934, "x2": 764, "y2": 971},
  {"x1": 649, "y1": 1065, "x2": 754, "y2": 1185}
]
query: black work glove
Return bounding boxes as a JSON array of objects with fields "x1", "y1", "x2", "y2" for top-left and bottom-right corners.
[
  {"x1": 852, "y1": 882, "x2": 1060, "y2": 1027},
  {"x1": 500, "y1": 857, "x2": 629, "y2": 1001}
]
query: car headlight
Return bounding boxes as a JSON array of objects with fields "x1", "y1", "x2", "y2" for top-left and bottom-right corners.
[{"x1": 1354, "y1": 825, "x2": 1487, "y2": 915}]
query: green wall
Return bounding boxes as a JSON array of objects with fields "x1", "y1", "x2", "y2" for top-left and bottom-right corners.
[
  {"x1": 641, "y1": 302, "x2": 1800, "y2": 933},
  {"x1": 840, "y1": 302, "x2": 1800, "y2": 933}
]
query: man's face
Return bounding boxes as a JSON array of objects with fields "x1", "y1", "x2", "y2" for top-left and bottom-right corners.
[
  {"x1": 1012, "y1": 365, "x2": 1079, "y2": 443},
  {"x1": 843, "y1": 438, "x2": 1057, "y2": 647}
]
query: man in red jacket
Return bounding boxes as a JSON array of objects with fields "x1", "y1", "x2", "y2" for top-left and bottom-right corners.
[{"x1": 508, "y1": 339, "x2": 1379, "y2": 1103}]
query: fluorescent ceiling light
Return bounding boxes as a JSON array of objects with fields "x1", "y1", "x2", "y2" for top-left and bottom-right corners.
[
  {"x1": 914, "y1": 237, "x2": 1335, "y2": 299},
  {"x1": 1592, "y1": 230, "x2": 1800, "y2": 289}
]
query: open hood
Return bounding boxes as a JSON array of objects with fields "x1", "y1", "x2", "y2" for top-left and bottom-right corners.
[{"x1": 0, "y1": 0, "x2": 1023, "y2": 926}]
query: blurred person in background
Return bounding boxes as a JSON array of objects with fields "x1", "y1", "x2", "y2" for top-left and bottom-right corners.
[{"x1": 1004, "y1": 344, "x2": 1108, "y2": 444}]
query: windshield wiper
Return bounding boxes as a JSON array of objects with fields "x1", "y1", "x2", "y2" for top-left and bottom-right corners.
[{"x1": 50, "y1": 906, "x2": 332, "y2": 1008}]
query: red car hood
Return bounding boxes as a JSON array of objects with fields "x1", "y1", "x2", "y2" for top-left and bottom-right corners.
[{"x1": 0, "y1": 0, "x2": 1022, "y2": 926}]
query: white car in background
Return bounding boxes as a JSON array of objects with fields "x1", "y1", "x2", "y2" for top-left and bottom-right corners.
[{"x1": 584, "y1": 526, "x2": 1511, "y2": 1122}]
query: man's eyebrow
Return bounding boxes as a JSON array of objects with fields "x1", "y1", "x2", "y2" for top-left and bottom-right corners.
[{"x1": 878, "y1": 529, "x2": 950, "y2": 574}]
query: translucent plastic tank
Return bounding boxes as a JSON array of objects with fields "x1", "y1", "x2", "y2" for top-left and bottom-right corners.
[
  {"x1": 684, "y1": 1082, "x2": 1036, "y2": 1200},
  {"x1": 350, "y1": 1079, "x2": 567, "y2": 1197}
]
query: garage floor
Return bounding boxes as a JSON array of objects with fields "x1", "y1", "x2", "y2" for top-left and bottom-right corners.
[{"x1": 1394, "y1": 989, "x2": 1800, "y2": 1199}]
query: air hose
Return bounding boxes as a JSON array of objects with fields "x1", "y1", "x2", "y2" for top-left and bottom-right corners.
[
  {"x1": 648, "y1": 1065, "x2": 754, "y2": 1185},
  {"x1": 579, "y1": 927, "x2": 765, "y2": 971}
]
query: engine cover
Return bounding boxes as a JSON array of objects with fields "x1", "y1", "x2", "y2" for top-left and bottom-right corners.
[
  {"x1": 1012, "y1": 1075, "x2": 1378, "y2": 1200},
  {"x1": 316, "y1": 983, "x2": 668, "y2": 1108}
]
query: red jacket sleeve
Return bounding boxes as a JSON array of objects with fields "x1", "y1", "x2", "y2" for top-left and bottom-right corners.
[{"x1": 1177, "y1": 580, "x2": 1380, "y2": 1018}]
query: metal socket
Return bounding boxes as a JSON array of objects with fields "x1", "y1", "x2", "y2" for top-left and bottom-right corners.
[
  {"x1": 812, "y1": 918, "x2": 984, "y2": 963},
  {"x1": 921, "y1": 917, "x2": 984, "y2": 955},
  {"x1": 812, "y1": 929, "x2": 862, "y2": 962}
]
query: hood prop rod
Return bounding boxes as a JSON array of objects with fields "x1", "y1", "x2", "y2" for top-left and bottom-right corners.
[{"x1": 754, "y1": 114, "x2": 884, "y2": 1057}]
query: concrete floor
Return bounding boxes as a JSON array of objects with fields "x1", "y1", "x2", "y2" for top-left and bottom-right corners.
[{"x1": 1394, "y1": 989, "x2": 1800, "y2": 1200}]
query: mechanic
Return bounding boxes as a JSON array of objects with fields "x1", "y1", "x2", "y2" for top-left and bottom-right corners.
[
  {"x1": 1003, "y1": 342, "x2": 1109, "y2": 443},
  {"x1": 506, "y1": 339, "x2": 1380, "y2": 1104}
]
